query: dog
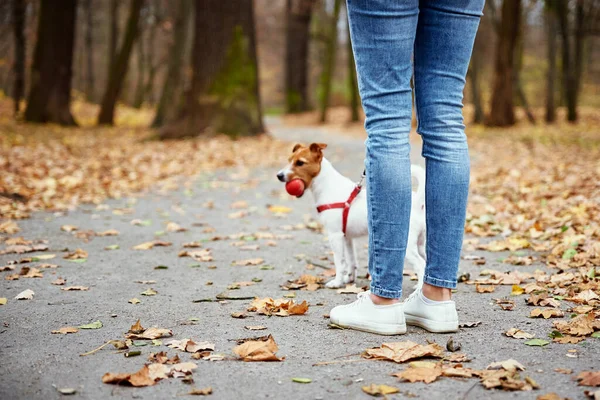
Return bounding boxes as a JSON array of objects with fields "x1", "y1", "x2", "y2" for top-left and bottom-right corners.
[{"x1": 277, "y1": 143, "x2": 426, "y2": 290}]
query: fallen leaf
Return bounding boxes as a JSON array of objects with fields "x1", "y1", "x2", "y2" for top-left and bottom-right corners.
[
  {"x1": 51, "y1": 277, "x2": 66, "y2": 285},
  {"x1": 133, "y1": 241, "x2": 172, "y2": 250},
  {"x1": 459, "y1": 321, "x2": 482, "y2": 328},
  {"x1": 166, "y1": 339, "x2": 215, "y2": 353},
  {"x1": 63, "y1": 248, "x2": 88, "y2": 260},
  {"x1": 553, "y1": 335, "x2": 585, "y2": 344},
  {"x1": 505, "y1": 328, "x2": 534, "y2": 339},
  {"x1": 61, "y1": 286, "x2": 89, "y2": 291},
  {"x1": 129, "y1": 298, "x2": 141, "y2": 304},
  {"x1": 291, "y1": 378, "x2": 312, "y2": 384},
  {"x1": 51, "y1": 327, "x2": 79, "y2": 334},
  {"x1": 166, "y1": 222, "x2": 186, "y2": 232},
  {"x1": 524, "y1": 339, "x2": 550, "y2": 347},
  {"x1": 15, "y1": 289, "x2": 34, "y2": 300},
  {"x1": 268, "y1": 205, "x2": 292, "y2": 214},
  {"x1": 511, "y1": 285, "x2": 525, "y2": 296},
  {"x1": 245, "y1": 325, "x2": 267, "y2": 331},
  {"x1": 553, "y1": 313, "x2": 600, "y2": 336},
  {"x1": 363, "y1": 341, "x2": 444, "y2": 363},
  {"x1": 56, "y1": 387, "x2": 77, "y2": 395},
  {"x1": 337, "y1": 284, "x2": 364, "y2": 294},
  {"x1": 476, "y1": 284, "x2": 496, "y2": 293},
  {"x1": 393, "y1": 366, "x2": 442, "y2": 383},
  {"x1": 61, "y1": 225, "x2": 78, "y2": 232},
  {"x1": 577, "y1": 371, "x2": 600, "y2": 387},
  {"x1": 0, "y1": 221, "x2": 19, "y2": 234},
  {"x1": 496, "y1": 298, "x2": 516, "y2": 311},
  {"x1": 97, "y1": 229, "x2": 119, "y2": 236},
  {"x1": 361, "y1": 384, "x2": 400, "y2": 397},
  {"x1": 530, "y1": 308, "x2": 564, "y2": 319},
  {"x1": 232, "y1": 334, "x2": 283, "y2": 362},
  {"x1": 0, "y1": 298, "x2": 6, "y2": 305},
  {"x1": 127, "y1": 327, "x2": 173, "y2": 340},
  {"x1": 233, "y1": 258, "x2": 264, "y2": 266},
  {"x1": 188, "y1": 387, "x2": 213, "y2": 396},
  {"x1": 487, "y1": 359, "x2": 526, "y2": 372},
  {"x1": 79, "y1": 320, "x2": 102, "y2": 329},
  {"x1": 141, "y1": 288, "x2": 158, "y2": 296},
  {"x1": 102, "y1": 364, "x2": 158, "y2": 387}
]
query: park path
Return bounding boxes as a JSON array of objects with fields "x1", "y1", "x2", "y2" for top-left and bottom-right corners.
[{"x1": 0, "y1": 119, "x2": 596, "y2": 400}]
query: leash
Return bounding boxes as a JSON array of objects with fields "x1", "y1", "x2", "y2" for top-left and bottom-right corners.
[{"x1": 316, "y1": 169, "x2": 366, "y2": 235}]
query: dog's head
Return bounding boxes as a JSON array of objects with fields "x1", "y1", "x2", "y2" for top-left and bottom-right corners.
[{"x1": 277, "y1": 143, "x2": 327, "y2": 195}]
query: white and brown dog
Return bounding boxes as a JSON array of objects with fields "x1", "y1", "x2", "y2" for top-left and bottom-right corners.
[{"x1": 277, "y1": 143, "x2": 426, "y2": 289}]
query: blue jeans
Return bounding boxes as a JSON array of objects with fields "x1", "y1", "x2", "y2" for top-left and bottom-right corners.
[{"x1": 347, "y1": 0, "x2": 484, "y2": 298}]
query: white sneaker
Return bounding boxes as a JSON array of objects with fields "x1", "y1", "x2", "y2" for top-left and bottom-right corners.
[
  {"x1": 329, "y1": 291, "x2": 406, "y2": 335},
  {"x1": 403, "y1": 290, "x2": 459, "y2": 333}
]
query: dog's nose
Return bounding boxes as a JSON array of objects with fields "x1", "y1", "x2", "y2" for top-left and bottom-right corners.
[{"x1": 277, "y1": 172, "x2": 285, "y2": 182}]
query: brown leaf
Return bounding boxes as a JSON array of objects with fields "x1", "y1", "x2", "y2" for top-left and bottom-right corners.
[
  {"x1": 577, "y1": 371, "x2": 600, "y2": 387},
  {"x1": 363, "y1": 341, "x2": 444, "y2": 363},
  {"x1": 233, "y1": 258, "x2": 264, "y2": 266},
  {"x1": 554, "y1": 313, "x2": 600, "y2": 336},
  {"x1": 530, "y1": 308, "x2": 564, "y2": 319},
  {"x1": 102, "y1": 365, "x2": 158, "y2": 387},
  {"x1": 188, "y1": 387, "x2": 213, "y2": 396},
  {"x1": 61, "y1": 286, "x2": 89, "y2": 291},
  {"x1": 361, "y1": 384, "x2": 400, "y2": 396},
  {"x1": 0, "y1": 221, "x2": 20, "y2": 234},
  {"x1": 63, "y1": 249, "x2": 88, "y2": 260},
  {"x1": 0, "y1": 244, "x2": 48, "y2": 255},
  {"x1": 51, "y1": 327, "x2": 79, "y2": 334},
  {"x1": 96, "y1": 229, "x2": 119, "y2": 236},
  {"x1": 166, "y1": 222, "x2": 186, "y2": 232},
  {"x1": 393, "y1": 366, "x2": 442, "y2": 383},
  {"x1": 166, "y1": 339, "x2": 214, "y2": 353},
  {"x1": 232, "y1": 334, "x2": 283, "y2": 362},
  {"x1": 336, "y1": 284, "x2": 365, "y2": 294},
  {"x1": 61, "y1": 225, "x2": 78, "y2": 232},
  {"x1": 288, "y1": 300, "x2": 309, "y2": 315},
  {"x1": 496, "y1": 298, "x2": 516, "y2": 311},
  {"x1": 476, "y1": 284, "x2": 496, "y2": 293},
  {"x1": 51, "y1": 277, "x2": 66, "y2": 285},
  {"x1": 553, "y1": 335, "x2": 585, "y2": 344},
  {"x1": 505, "y1": 328, "x2": 534, "y2": 339},
  {"x1": 487, "y1": 359, "x2": 526, "y2": 372},
  {"x1": 133, "y1": 240, "x2": 172, "y2": 250},
  {"x1": 129, "y1": 319, "x2": 145, "y2": 334},
  {"x1": 245, "y1": 325, "x2": 267, "y2": 331},
  {"x1": 179, "y1": 249, "x2": 213, "y2": 261}
]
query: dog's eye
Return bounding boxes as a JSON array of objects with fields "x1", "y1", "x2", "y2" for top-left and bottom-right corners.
[{"x1": 295, "y1": 160, "x2": 305, "y2": 167}]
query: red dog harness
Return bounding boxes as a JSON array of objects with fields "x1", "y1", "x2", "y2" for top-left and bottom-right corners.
[{"x1": 316, "y1": 185, "x2": 362, "y2": 235}]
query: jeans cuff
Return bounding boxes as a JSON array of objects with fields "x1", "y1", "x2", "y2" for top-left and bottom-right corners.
[
  {"x1": 424, "y1": 275, "x2": 457, "y2": 289},
  {"x1": 370, "y1": 284, "x2": 402, "y2": 299}
]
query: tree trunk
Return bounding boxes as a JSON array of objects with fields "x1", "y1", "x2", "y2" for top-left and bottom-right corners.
[
  {"x1": 285, "y1": 0, "x2": 314, "y2": 113},
  {"x1": 486, "y1": 0, "x2": 520, "y2": 127},
  {"x1": 545, "y1": 0, "x2": 557, "y2": 123},
  {"x1": 98, "y1": 0, "x2": 144, "y2": 125},
  {"x1": 513, "y1": 13, "x2": 535, "y2": 125},
  {"x1": 24, "y1": 0, "x2": 78, "y2": 125},
  {"x1": 571, "y1": 0, "x2": 585, "y2": 122},
  {"x1": 143, "y1": 0, "x2": 159, "y2": 105},
  {"x1": 85, "y1": 0, "x2": 95, "y2": 101},
  {"x1": 108, "y1": 0, "x2": 119, "y2": 76},
  {"x1": 557, "y1": 1, "x2": 577, "y2": 122},
  {"x1": 132, "y1": 34, "x2": 146, "y2": 108},
  {"x1": 469, "y1": 33, "x2": 484, "y2": 124},
  {"x1": 11, "y1": 0, "x2": 26, "y2": 116},
  {"x1": 161, "y1": 0, "x2": 264, "y2": 138},
  {"x1": 318, "y1": 0, "x2": 342, "y2": 123},
  {"x1": 152, "y1": 0, "x2": 191, "y2": 127},
  {"x1": 347, "y1": 23, "x2": 359, "y2": 122}
]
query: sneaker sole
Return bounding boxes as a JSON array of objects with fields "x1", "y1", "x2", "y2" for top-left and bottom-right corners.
[
  {"x1": 405, "y1": 315, "x2": 458, "y2": 333},
  {"x1": 330, "y1": 318, "x2": 407, "y2": 336}
]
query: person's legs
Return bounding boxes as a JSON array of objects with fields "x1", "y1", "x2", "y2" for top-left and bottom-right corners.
[
  {"x1": 403, "y1": 0, "x2": 484, "y2": 332},
  {"x1": 348, "y1": 0, "x2": 419, "y2": 301},
  {"x1": 328, "y1": 0, "x2": 418, "y2": 334},
  {"x1": 414, "y1": 0, "x2": 484, "y2": 294}
]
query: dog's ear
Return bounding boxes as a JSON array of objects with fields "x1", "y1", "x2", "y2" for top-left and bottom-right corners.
[
  {"x1": 292, "y1": 143, "x2": 302, "y2": 153},
  {"x1": 309, "y1": 143, "x2": 327, "y2": 153}
]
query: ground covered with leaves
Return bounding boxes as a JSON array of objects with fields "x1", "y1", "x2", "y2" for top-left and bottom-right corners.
[{"x1": 0, "y1": 102, "x2": 599, "y2": 399}]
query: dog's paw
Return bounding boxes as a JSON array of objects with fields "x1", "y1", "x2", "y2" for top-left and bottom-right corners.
[
  {"x1": 343, "y1": 273, "x2": 356, "y2": 284},
  {"x1": 325, "y1": 278, "x2": 345, "y2": 289}
]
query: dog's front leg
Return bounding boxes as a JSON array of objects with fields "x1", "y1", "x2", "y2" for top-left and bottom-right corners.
[
  {"x1": 325, "y1": 232, "x2": 347, "y2": 289},
  {"x1": 343, "y1": 237, "x2": 358, "y2": 284}
]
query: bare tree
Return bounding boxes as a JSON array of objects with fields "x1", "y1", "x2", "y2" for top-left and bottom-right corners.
[
  {"x1": 85, "y1": 0, "x2": 95, "y2": 101},
  {"x1": 318, "y1": 0, "x2": 342, "y2": 123},
  {"x1": 545, "y1": 0, "x2": 558, "y2": 123},
  {"x1": 487, "y1": 0, "x2": 521, "y2": 127},
  {"x1": 152, "y1": 0, "x2": 191, "y2": 127},
  {"x1": 347, "y1": 21, "x2": 359, "y2": 122},
  {"x1": 11, "y1": 0, "x2": 26, "y2": 116},
  {"x1": 108, "y1": 0, "x2": 119, "y2": 75},
  {"x1": 285, "y1": 0, "x2": 315, "y2": 113},
  {"x1": 24, "y1": 0, "x2": 78, "y2": 125},
  {"x1": 98, "y1": 0, "x2": 144, "y2": 125},
  {"x1": 161, "y1": 0, "x2": 263, "y2": 138}
]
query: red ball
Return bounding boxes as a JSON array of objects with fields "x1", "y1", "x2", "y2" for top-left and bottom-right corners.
[{"x1": 285, "y1": 179, "x2": 305, "y2": 197}]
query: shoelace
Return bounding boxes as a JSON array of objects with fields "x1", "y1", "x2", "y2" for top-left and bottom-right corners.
[{"x1": 350, "y1": 291, "x2": 370, "y2": 307}]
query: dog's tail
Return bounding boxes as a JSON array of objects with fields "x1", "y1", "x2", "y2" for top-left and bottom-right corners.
[{"x1": 411, "y1": 164, "x2": 426, "y2": 206}]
